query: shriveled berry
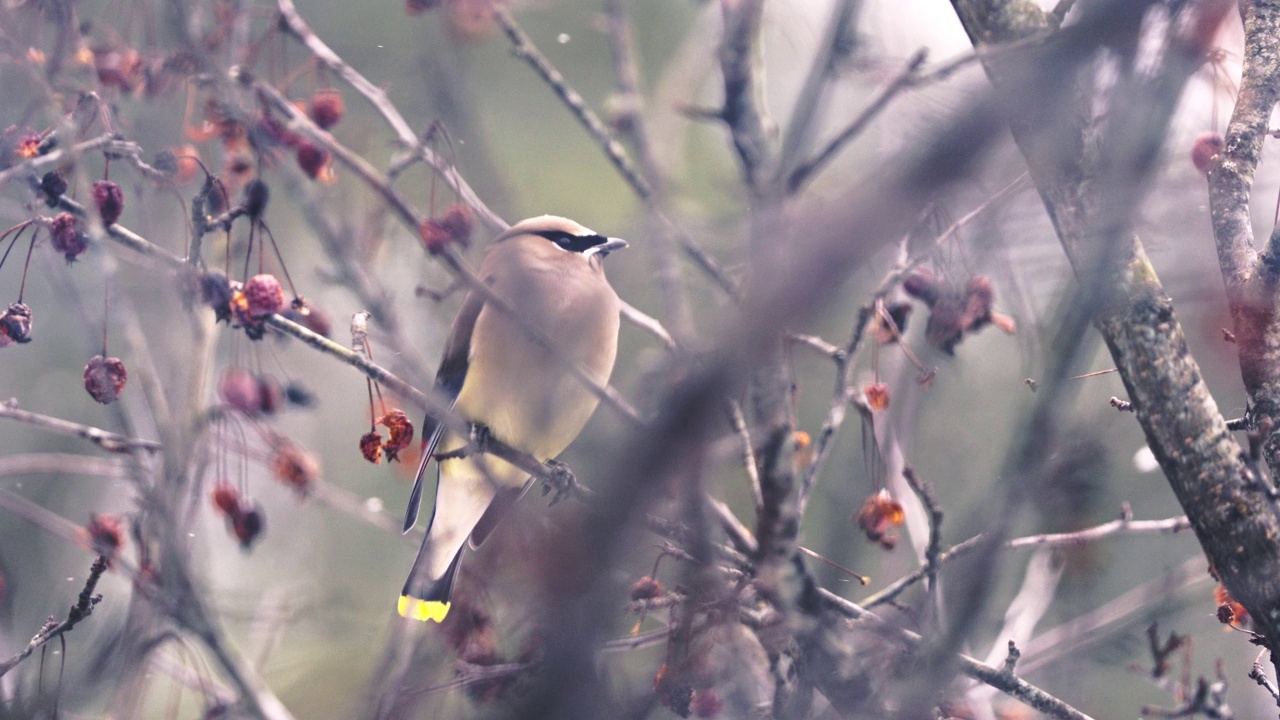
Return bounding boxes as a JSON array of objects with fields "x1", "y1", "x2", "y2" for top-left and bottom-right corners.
[
  {"x1": 0, "y1": 303, "x2": 33, "y2": 344},
  {"x1": 40, "y1": 171, "x2": 67, "y2": 205},
  {"x1": 308, "y1": 89, "x2": 345, "y2": 130},
  {"x1": 360, "y1": 431, "x2": 383, "y2": 464},
  {"x1": 50, "y1": 212, "x2": 89, "y2": 262},
  {"x1": 378, "y1": 409, "x2": 415, "y2": 462},
  {"x1": 244, "y1": 274, "x2": 284, "y2": 318},
  {"x1": 296, "y1": 142, "x2": 328, "y2": 179},
  {"x1": 210, "y1": 482, "x2": 240, "y2": 515},
  {"x1": 84, "y1": 355, "x2": 128, "y2": 404},
  {"x1": 92, "y1": 180, "x2": 124, "y2": 225}
]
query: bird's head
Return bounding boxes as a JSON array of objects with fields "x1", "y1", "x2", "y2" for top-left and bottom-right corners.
[{"x1": 501, "y1": 215, "x2": 628, "y2": 259}]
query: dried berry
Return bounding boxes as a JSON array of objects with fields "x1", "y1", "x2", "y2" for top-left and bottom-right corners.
[
  {"x1": 864, "y1": 382, "x2": 890, "y2": 411},
  {"x1": 360, "y1": 431, "x2": 383, "y2": 464},
  {"x1": 210, "y1": 482, "x2": 240, "y2": 515},
  {"x1": 84, "y1": 355, "x2": 128, "y2": 404},
  {"x1": 244, "y1": 274, "x2": 284, "y2": 318},
  {"x1": 378, "y1": 409, "x2": 415, "y2": 462},
  {"x1": 870, "y1": 302, "x2": 913, "y2": 345},
  {"x1": 296, "y1": 142, "x2": 329, "y2": 179},
  {"x1": 255, "y1": 114, "x2": 302, "y2": 149},
  {"x1": 219, "y1": 367, "x2": 260, "y2": 414},
  {"x1": 418, "y1": 218, "x2": 452, "y2": 255},
  {"x1": 50, "y1": 212, "x2": 89, "y2": 262},
  {"x1": 308, "y1": 89, "x2": 345, "y2": 130},
  {"x1": 201, "y1": 271, "x2": 235, "y2": 323},
  {"x1": 84, "y1": 513, "x2": 125, "y2": 561},
  {"x1": 855, "y1": 489, "x2": 904, "y2": 550},
  {"x1": 1214, "y1": 585, "x2": 1248, "y2": 626},
  {"x1": 92, "y1": 180, "x2": 124, "y2": 225},
  {"x1": 243, "y1": 179, "x2": 269, "y2": 220},
  {"x1": 231, "y1": 500, "x2": 265, "y2": 549},
  {"x1": 630, "y1": 576, "x2": 664, "y2": 601},
  {"x1": 1191, "y1": 131, "x2": 1225, "y2": 175},
  {"x1": 439, "y1": 203, "x2": 473, "y2": 247},
  {"x1": 269, "y1": 442, "x2": 320, "y2": 494},
  {"x1": 40, "y1": 171, "x2": 67, "y2": 205},
  {"x1": 0, "y1": 303, "x2": 33, "y2": 344}
]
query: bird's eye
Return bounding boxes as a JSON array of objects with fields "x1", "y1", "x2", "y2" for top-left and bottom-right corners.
[{"x1": 535, "y1": 230, "x2": 606, "y2": 254}]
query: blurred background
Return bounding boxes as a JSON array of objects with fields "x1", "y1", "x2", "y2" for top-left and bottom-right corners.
[{"x1": 0, "y1": 0, "x2": 1271, "y2": 717}]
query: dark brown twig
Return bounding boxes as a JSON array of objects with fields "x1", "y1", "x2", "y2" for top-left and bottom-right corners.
[{"x1": 0, "y1": 556, "x2": 108, "y2": 678}]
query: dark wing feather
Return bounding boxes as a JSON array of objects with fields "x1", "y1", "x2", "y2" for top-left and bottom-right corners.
[{"x1": 401, "y1": 288, "x2": 486, "y2": 534}]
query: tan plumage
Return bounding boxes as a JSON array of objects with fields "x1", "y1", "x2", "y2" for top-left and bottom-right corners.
[{"x1": 398, "y1": 215, "x2": 625, "y2": 622}]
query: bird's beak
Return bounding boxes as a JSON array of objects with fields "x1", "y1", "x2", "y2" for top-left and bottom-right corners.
[{"x1": 592, "y1": 237, "x2": 629, "y2": 258}]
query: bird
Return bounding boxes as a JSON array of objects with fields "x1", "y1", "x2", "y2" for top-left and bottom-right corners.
[{"x1": 397, "y1": 215, "x2": 627, "y2": 623}]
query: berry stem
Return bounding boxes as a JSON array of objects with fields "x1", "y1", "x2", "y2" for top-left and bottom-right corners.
[
  {"x1": 259, "y1": 221, "x2": 298, "y2": 297},
  {"x1": 17, "y1": 227, "x2": 39, "y2": 302}
]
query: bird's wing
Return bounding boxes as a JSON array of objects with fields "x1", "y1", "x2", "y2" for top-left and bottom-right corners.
[{"x1": 402, "y1": 287, "x2": 486, "y2": 534}]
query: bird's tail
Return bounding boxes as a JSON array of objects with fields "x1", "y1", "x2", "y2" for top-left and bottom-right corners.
[{"x1": 399, "y1": 544, "x2": 463, "y2": 622}]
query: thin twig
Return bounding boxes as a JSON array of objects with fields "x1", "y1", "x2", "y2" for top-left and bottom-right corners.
[
  {"x1": 862, "y1": 512, "x2": 1191, "y2": 608},
  {"x1": 902, "y1": 466, "x2": 943, "y2": 595},
  {"x1": 0, "y1": 556, "x2": 108, "y2": 678},
  {"x1": 274, "y1": 0, "x2": 505, "y2": 230},
  {"x1": 0, "y1": 399, "x2": 163, "y2": 453},
  {"x1": 787, "y1": 49, "x2": 929, "y2": 193}
]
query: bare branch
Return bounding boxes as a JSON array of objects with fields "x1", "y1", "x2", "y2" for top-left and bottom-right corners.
[
  {"x1": 0, "y1": 556, "x2": 109, "y2": 678},
  {"x1": 0, "y1": 399, "x2": 162, "y2": 453}
]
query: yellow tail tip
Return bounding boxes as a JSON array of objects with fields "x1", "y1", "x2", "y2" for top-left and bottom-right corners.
[{"x1": 398, "y1": 595, "x2": 450, "y2": 622}]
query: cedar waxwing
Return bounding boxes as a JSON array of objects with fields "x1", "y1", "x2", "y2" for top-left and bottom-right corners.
[{"x1": 397, "y1": 215, "x2": 627, "y2": 622}]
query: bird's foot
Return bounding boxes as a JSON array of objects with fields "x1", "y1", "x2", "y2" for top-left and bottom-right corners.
[{"x1": 540, "y1": 459, "x2": 592, "y2": 506}]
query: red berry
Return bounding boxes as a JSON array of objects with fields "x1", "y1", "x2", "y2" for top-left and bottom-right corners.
[
  {"x1": 270, "y1": 443, "x2": 320, "y2": 494},
  {"x1": 50, "y1": 212, "x2": 89, "y2": 262},
  {"x1": 1191, "y1": 131, "x2": 1225, "y2": 175},
  {"x1": 218, "y1": 367, "x2": 260, "y2": 414},
  {"x1": 210, "y1": 482, "x2": 240, "y2": 515},
  {"x1": 244, "y1": 274, "x2": 284, "y2": 318},
  {"x1": 257, "y1": 375, "x2": 284, "y2": 415},
  {"x1": 83, "y1": 355, "x2": 128, "y2": 404},
  {"x1": 282, "y1": 297, "x2": 331, "y2": 337},
  {"x1": 296, "y1": 142, "x2": 329, "y2": 179},
  {"x1": 308, "y1": 90, "x2": 345, "y2": 130},
  {"x1": 92, "y1": 180, "x2": 124, "y2": 225},
  {"x1": 418, "y1": 218, "x2": 452, "y2": 255},
  {"x1": 439, "y1": 203, "x2": 473, "y2": 246}
]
